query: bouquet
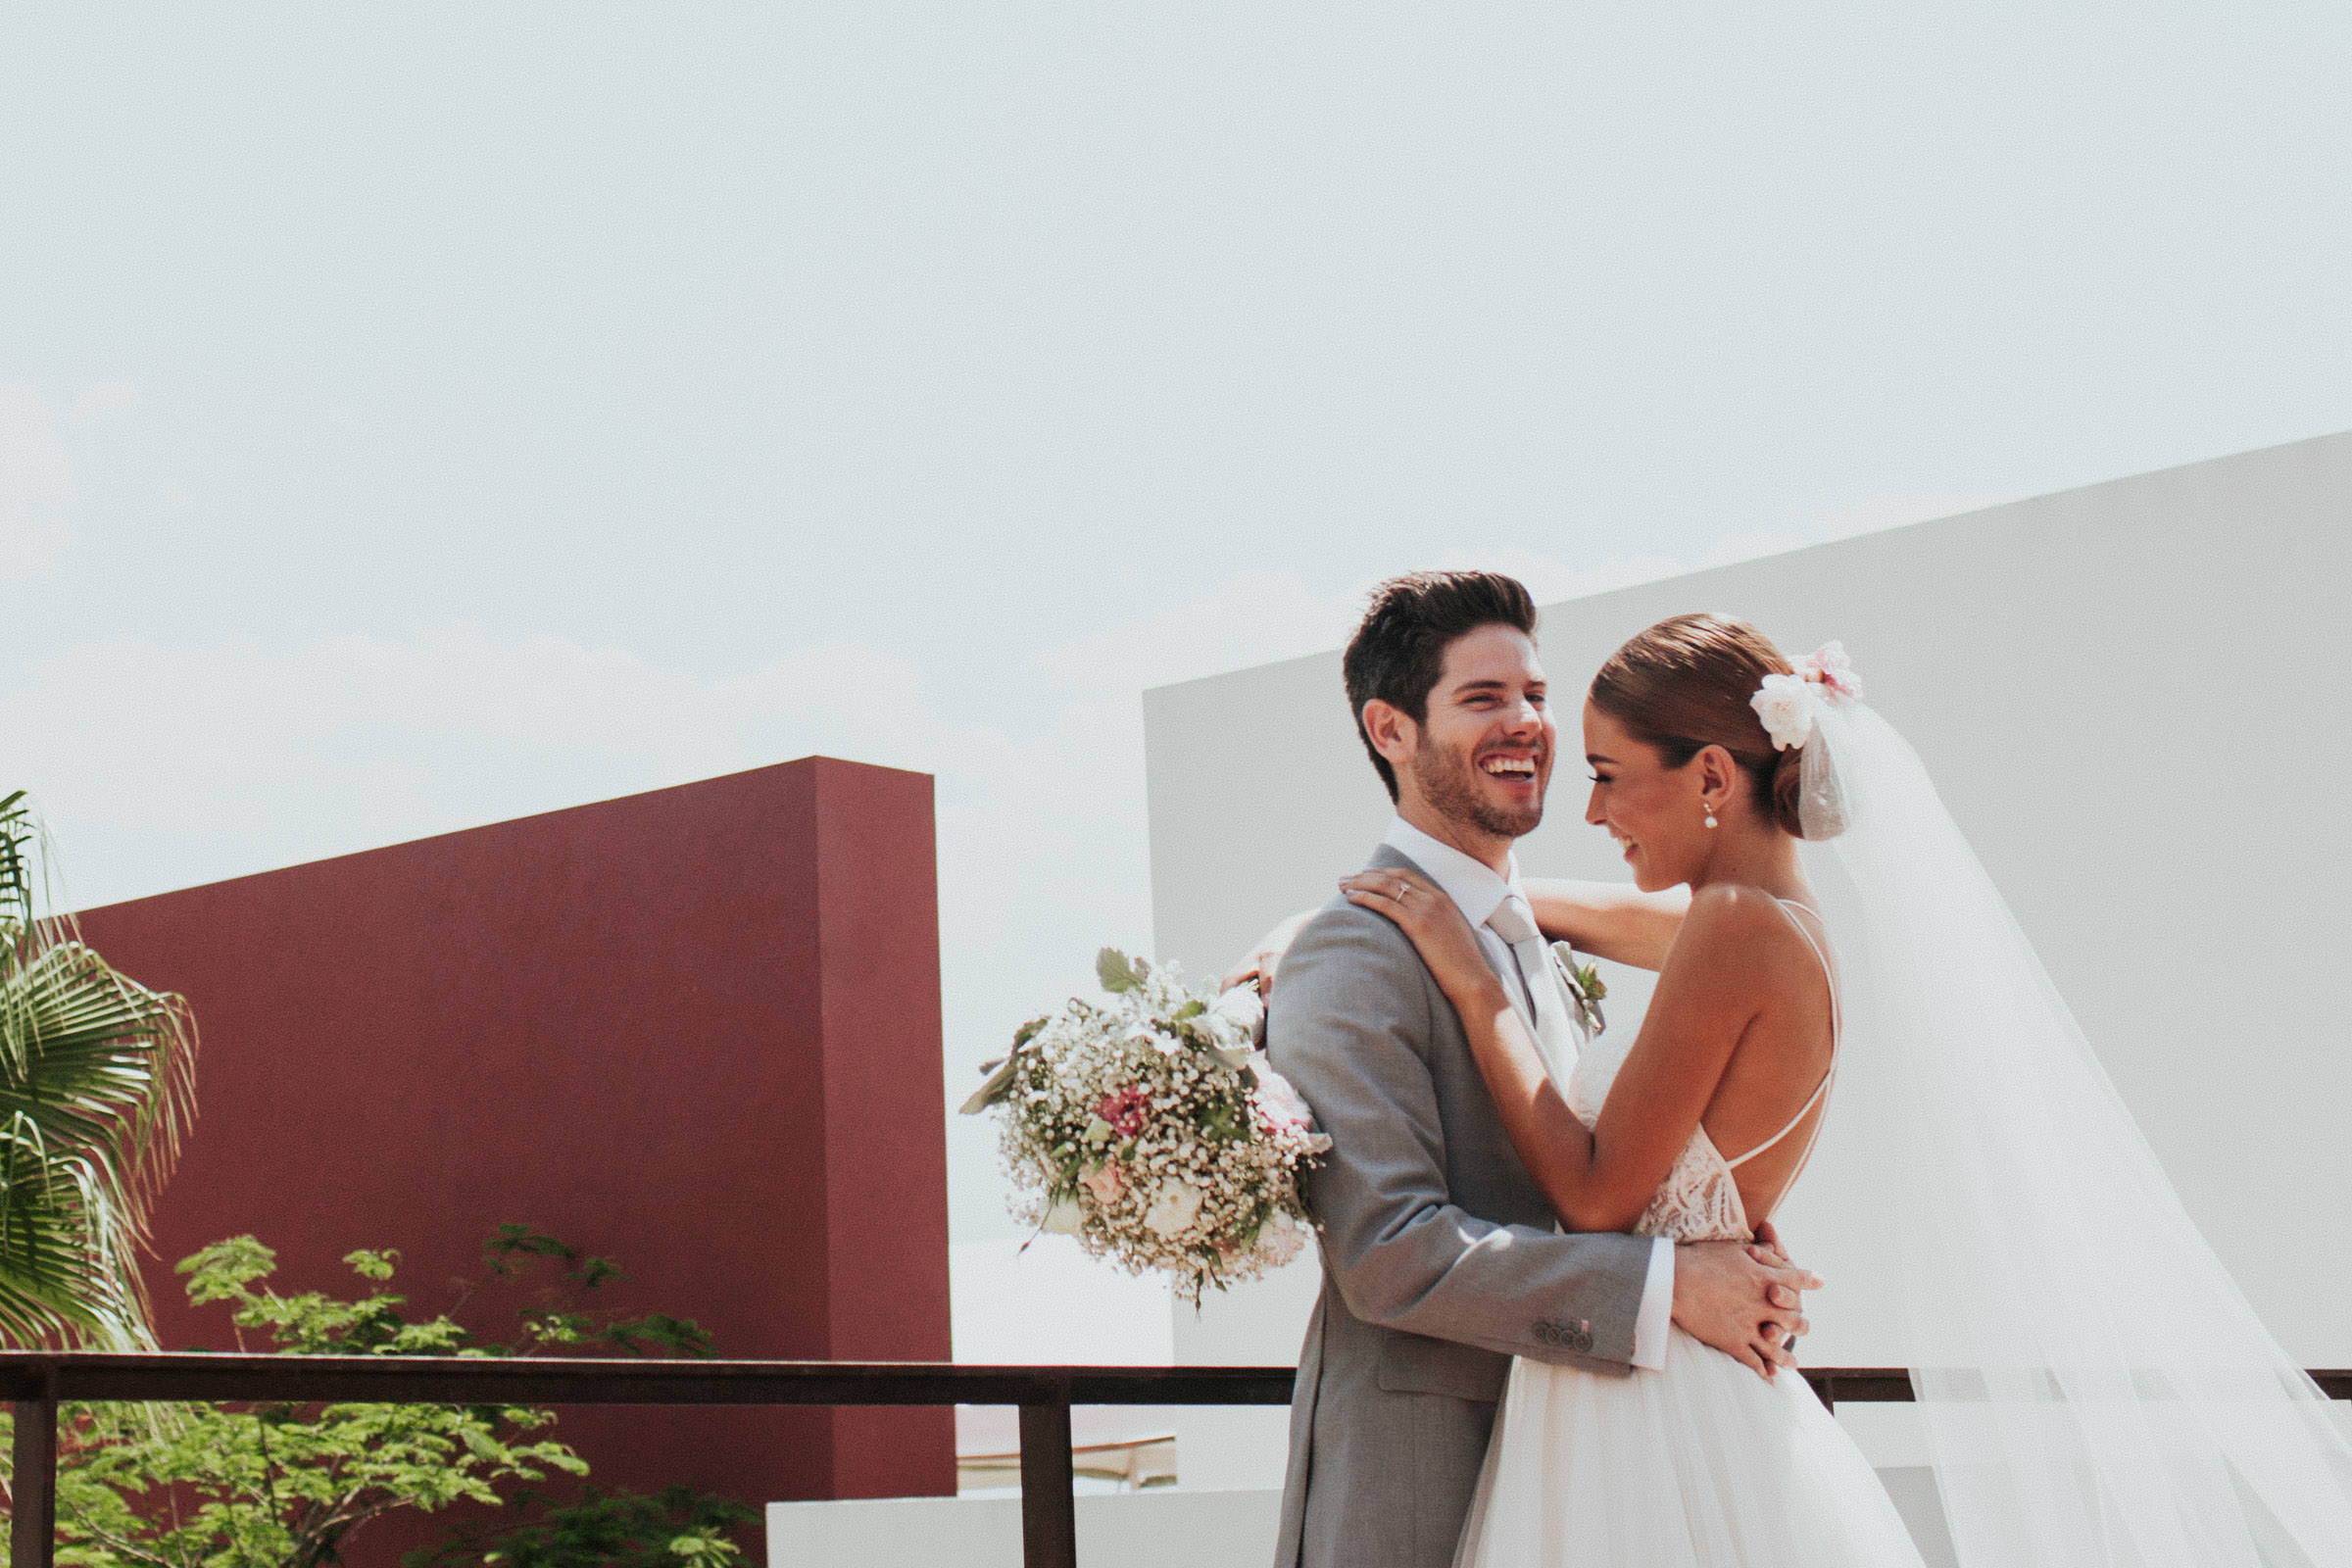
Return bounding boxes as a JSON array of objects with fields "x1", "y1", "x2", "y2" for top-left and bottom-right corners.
[{"x1": 959, "y1": 949, "x2": 1330, "y2": 1302}]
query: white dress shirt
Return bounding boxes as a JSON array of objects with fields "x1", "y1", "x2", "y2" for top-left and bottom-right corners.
[{"x1": 1382, "y1": 816, "x2": 1674, "y2": 1370}]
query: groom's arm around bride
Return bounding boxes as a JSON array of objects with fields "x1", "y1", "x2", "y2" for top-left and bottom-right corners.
[{"x1": 1279, "y1": 897, "x2": 1651, "y2": 1367}]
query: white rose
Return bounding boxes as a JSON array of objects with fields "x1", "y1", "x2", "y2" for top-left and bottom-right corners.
[
  {"x1": 1207, "y1": 986, "x2": 1266, "y2": 1045},
  {"x1": 1749, "y1": 673, "x2": 1823, "y2": 752},
  {"x1": 1142, "y1": 1179, "x2": 1206, "y2": 1239},
  {"x1": 1041, "y1": 1194, "x2": 1085, "y2": 1235}
]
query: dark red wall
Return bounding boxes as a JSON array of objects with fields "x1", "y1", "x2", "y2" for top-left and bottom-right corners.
[{"x1": 74, "y1": 756, "x2": 956, "y2": 1532}]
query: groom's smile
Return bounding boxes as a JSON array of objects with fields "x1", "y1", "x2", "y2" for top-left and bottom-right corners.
[
  {"x1": 1471, "y1": 746, "x2": 1544, "y2": 810},
  {"x1": 1480, "y1": 754, "x2": 1540, "y2": 783}
]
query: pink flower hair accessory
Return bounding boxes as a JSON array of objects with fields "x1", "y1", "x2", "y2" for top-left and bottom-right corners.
[
  {"x1": 1751, "y1": 674, "x2": 1825, "y2": 752},
  {"x1": 1790, "y1": 641, "x2": 1863, "y2": 701}
]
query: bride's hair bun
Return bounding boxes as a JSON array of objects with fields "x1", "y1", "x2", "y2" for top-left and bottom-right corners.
[
  {"x1": 1769, "y1": 746, "x2": 1811, "y2": 839},
  {"x1": 1590, "y1": 612, "x2": 1829, "y2": 839}
]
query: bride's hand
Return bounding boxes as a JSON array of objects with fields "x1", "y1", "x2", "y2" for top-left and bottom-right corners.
[
  {"x1": 1222, "y1": 910, "x2": 1312, "y2": 998},
  {"x1": 1340, "y1": 868, "x2": 1509, "y2": 1011}
]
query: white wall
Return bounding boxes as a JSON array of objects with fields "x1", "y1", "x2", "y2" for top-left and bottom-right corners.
[
  {"x1": 768, "y1": 1490, "x2": 1281, "y2": 1568},
  {"x1": 1145, "y1": 432, "x2": 2352, "y2": 1397},
  {"x1": 1166, "y1": 1252, "x2": 1322, "y2": 1491}
]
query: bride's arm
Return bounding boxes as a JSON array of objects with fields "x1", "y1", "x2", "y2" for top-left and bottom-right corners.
[
  {"x1": 1341, "y1": 870, "x2": 1766, "y2": 1234},
  {"x1": 1219, "y1": 909, "x2": 1315, "y2": 997},
  {"x1": 1521, "y1": 878, "x2": 1690, "y2": 971}
]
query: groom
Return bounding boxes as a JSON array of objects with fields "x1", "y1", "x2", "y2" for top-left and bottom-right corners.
[{"x1": 1261, "y1": 571, "x2": 1817, "y2": 1568}]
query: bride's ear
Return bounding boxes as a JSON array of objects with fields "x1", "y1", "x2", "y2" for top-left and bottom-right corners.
[{"x1": 1692, "y1": 744, "x2": 1741, "y2": 813}]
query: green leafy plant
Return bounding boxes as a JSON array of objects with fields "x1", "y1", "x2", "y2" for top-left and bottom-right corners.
[
  {"x1": 469, "y1": 1226, "x2": 713, "y2": 1360},
  {"x1": 408, "y1": 1487, "x2": 754, "y2": 1568},
  {"x1": 0, "y1": 791, "x2": 197, "y2": 1348},
  {"x1": 0, "y1": 1229, "x2": 738, "y2": 1568}
]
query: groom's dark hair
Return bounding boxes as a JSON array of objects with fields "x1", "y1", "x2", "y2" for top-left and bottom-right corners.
[{"x1": 1343, "y1": 571, "x2": 1539, "y2": 803}]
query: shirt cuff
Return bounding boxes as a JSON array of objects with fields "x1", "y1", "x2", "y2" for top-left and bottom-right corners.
[{"x1": 1630, "y1": 1236, "x2": 1674, "y2": 1370}]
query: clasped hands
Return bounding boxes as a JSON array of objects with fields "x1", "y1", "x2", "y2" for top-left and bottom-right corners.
[{"x1": 1678, "y1": 1219, "x2": 1822, "y2": 1381}]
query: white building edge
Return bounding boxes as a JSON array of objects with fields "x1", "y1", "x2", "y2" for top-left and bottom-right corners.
[{"x1": 775, "y1": 432, "x2": 2352, "y2": 1564}]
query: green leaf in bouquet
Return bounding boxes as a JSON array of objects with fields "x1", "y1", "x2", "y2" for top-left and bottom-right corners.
[
  {"x1": 1097, "y1": 948, "x2": 1150, "y2": 993},
  {"x1": 1173, "y1": 998, "x2": 1205, "y2": 1021},
  {"x1": 958, "y1": 1055, "x2": 1021, "y2": 1115},
  {"x1": 957, "y1": 1014, "x2": 1054, "y2": 1115},
  {"x1": 1196, "y1": 1099, "x2": 1250, "y2": 1143},
  {"x1": 1081, "y1": 1116, "x2": 1114, "y2": 1146}
]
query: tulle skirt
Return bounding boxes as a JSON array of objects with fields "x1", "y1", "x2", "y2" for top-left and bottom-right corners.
[{"x1": 1454, "y1": 1328, "x2": 1926, "y2": 1567}]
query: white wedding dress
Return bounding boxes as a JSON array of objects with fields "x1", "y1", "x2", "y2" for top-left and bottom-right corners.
[{"x1": 1453, "y1": 900, "x2": 1926, "y2": 1568}]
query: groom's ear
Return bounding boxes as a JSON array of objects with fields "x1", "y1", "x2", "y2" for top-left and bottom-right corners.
[{"x1": 1360, "y1": 699, "x2": 1419, "y2": 767}]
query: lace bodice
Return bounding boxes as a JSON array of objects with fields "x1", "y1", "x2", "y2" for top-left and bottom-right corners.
[
  {"x1": 1560, "y1": 900, "x2": 1838, "y2": 1245},
  {"x1": 1565, "y1": 1046, "x2": 1753, "y2": 1242}
]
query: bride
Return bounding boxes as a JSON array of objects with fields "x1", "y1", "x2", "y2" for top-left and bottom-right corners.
[{"x1": 1242, "y1": 612, "x2": 2352, "y2": 1566}]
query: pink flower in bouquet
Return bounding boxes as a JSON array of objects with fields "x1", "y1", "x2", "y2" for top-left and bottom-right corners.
[
  {"x1": 1249, "y1": 1053, "x2": 1315, "y2": 1133},
  {"x1": 1255, "y1": 1211, "x2": 1307, "y2": 1268},
  {"x1": 1082, "y1": 1160, "x2": 1126, "y2": 1205},
  {"x1": 1095, "y1": 1086, "x2": 1151, "y2": 1139}
]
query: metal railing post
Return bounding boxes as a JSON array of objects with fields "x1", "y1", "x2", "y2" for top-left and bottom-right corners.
[
  {"x1": 10, "y1": 1362, "x2": 57, "y2": 1568},
  {"x1": 1017, "y1": 1380, "x2": 1078, "y2": 1568}
]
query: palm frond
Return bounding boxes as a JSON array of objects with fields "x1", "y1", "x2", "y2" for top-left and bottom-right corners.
[
  {"x1": 0, "y1": 1130, "x2": 147, "y2": 1347},
  {"x1": 0, "y1": 792, "x2": 197, "y2": 1348}
]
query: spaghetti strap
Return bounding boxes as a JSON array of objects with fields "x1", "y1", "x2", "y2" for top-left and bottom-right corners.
[
  {"x1": 1719, "y1": 899, "x2": 1840, "y2": 1173},
  {"x1": 1721, "y1": 1073, "x2": 1834, "y2": 1169}
]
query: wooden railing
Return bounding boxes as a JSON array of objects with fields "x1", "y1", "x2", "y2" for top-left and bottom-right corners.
[{"x1": 3, "y1": 1354, "x2": 2346, "y2": 1568}]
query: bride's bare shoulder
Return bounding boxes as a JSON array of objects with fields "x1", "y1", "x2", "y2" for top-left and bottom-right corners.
[{"x1": 1665, "y1": 884, "x2": 1804, "y2": 978}]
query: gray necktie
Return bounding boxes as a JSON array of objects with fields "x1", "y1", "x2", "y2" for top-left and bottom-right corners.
[{"x1": 1486, "y1": 894, "x2": 1578, "y2": 1083}]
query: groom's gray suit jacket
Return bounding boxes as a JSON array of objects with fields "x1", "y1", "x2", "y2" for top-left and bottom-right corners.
[{"x1": 1269, "y1": 844, "x2": 1654, "y2": 1568}]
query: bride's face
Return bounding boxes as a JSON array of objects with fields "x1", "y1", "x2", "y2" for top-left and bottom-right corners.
[{"x1": 1582, "y1": 703, "x2": 1705, "y2": 892}]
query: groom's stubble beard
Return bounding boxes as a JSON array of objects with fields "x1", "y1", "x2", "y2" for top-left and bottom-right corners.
[{"x1": 1410, "y1": 733, "x2": 1544, "y2": 841}]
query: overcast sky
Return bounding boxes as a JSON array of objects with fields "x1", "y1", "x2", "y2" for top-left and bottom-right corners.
[{"x1": 5, "y1": 5, "x2": 2350, "y2": 1255}]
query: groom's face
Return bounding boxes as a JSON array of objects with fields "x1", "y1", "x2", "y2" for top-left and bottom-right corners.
[{"x1": 1397, "y1": 624, "x2": 1556, "y2": 840}]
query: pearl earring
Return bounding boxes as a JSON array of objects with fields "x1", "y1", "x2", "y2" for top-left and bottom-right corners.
[{"x1": 1703, "y1": 802, "x2": 1719, "y2": 829}]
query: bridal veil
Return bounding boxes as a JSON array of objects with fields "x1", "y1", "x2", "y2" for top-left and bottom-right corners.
[{"x1": 1791, "y1": 693, "x2": 2352, "y2": 1564}]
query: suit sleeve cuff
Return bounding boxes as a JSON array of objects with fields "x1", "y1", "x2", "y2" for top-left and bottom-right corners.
[{"x1": 1630, "y1": 1236, "x2": 1673, "y2": 1370}]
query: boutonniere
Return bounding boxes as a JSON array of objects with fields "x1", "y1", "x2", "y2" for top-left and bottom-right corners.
[{"x1": 1548, "y1": 941, "x2": 1607, "y2": 1043}]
